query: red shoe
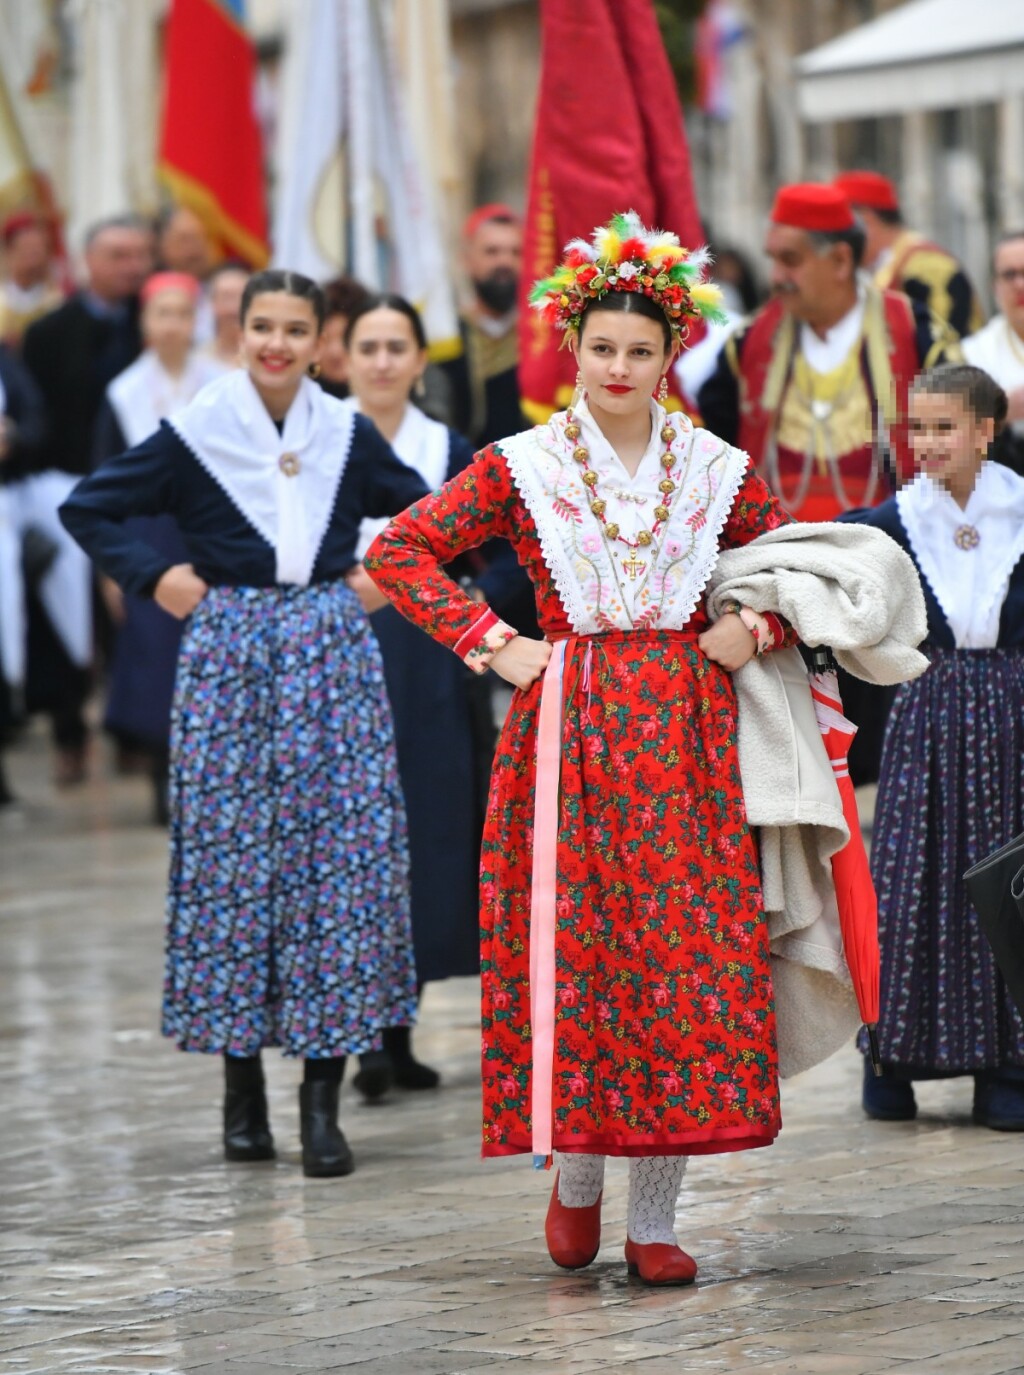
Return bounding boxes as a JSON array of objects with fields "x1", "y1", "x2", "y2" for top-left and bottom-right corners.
[
  {"x1": 624, "y1": 1239, "x2": 698, "y2": 1286},
  {"x1": 544, "y1": 1174, "x2": 602, "y2": 1270}
]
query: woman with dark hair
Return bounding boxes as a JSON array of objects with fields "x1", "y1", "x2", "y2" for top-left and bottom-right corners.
[
  {"x1": 364, "y1": 216, "x2": 799, "y2": 1283},
  {"x1": 58, "y1": 268, "x2": 427, "y2": 1177},
  {"x1": 342, "y1": 292, "x2": 499, "y2": 1100},
  {"x1": 317, "y1": 275, "x2": 372, "y2": 400}
]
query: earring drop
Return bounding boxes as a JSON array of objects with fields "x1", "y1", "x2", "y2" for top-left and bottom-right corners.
[
  {"x1": 656, "y1": 376, "x2": 669, "y2": 404},
  {"x1": 570, "y1": 369, "x2": 585, "y2": 413}
]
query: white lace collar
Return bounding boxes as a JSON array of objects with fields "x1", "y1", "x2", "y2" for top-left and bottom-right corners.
[
  {"x1": 169, "y1": 370, "x2": 356, "y2": 586},
  {"x1": 502, "y1": 401, "x2": 749, "y2": 633},
  {"x1": 896, "y1": 463, "x2": 1024, "y2": 647},
  {"x1": 799, "y1": 282, "x2": 866, "y2": 375}
]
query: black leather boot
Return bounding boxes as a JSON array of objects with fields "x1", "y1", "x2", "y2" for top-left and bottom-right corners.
[
  {"x1": 299, "y1": 1081, "x2": 354, "y2": 1177},
  {"x1": 352, "y1": 1049, "x2": 393, "y2": 1104},
  {"x1": 383, "y1": 1025, "x2": 440, "y2": 1090},
  {"x1": 223, "y1": 1057, "x2": 275, "y2": 1162}
]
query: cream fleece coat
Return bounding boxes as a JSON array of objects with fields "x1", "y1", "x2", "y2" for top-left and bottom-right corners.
[{"x1": 706, "y1": 521, "x2": 930, "y2": 1077}]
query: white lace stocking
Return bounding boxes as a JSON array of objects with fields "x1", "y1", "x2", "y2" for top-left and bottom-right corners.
[
  {"x1": 627, "y1": 1156, "x2": 688, "y2": 1245},
  {"x1": 556, "y1": 1152, "x2": 606, "y2": 1208}
]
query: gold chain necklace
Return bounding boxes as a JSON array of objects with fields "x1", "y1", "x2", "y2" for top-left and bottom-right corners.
[{"x1": 565, "y1": 409, "x2": 679, "y2": 581}]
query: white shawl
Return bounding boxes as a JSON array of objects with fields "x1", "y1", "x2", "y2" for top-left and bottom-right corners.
[
  {"x1": 169, "y1": 370, "x2": 356, "y2": 586},
  {"x1": 108, "y1": 350, "x2": 226, "y2": 449},
  {"x1": 356, "y1": 403, "x2": 449, "y2": 560}
]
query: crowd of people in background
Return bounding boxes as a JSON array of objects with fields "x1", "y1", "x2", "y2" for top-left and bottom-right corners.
[{"x1": 2, "y1": 168, "x2": 1024, "y2": 1172}]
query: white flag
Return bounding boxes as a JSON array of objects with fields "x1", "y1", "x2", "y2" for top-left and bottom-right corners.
[
  {"x1": 272, "y1": 0, "x2": 459, "y2": 355},
  {"x1": 271, "y1": 0, "x2": 345, "y2": 281}
]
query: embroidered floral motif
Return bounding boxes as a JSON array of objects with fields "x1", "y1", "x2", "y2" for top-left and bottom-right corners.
[{"x1": 464, "y1": 621, "x2": 518, "y2": 673}]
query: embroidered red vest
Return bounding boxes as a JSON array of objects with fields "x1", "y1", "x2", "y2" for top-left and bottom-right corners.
[{"x1": 735, "y1": 291, "x2": 921, "y2": 518}]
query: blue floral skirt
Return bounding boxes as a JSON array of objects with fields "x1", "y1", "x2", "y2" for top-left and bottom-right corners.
[
  {"x1": 162, "y1": 582, "x2": 417, "y2": 1058},
  {"x1": 867, "y1": 647, "x2": 1024, "y2": 1074}
]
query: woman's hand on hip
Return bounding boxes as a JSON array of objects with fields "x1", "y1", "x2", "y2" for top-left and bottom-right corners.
[
  {"x1": 698, "y1": 613, "x2": 757, "y2": 672},
  {"x1": 154, "y1": 564, "x2": 209, "y2": 620},
  {"x1": 490, "y1": 637, "x2": 552, "y2": 689},
  {"x1": 345, "y1": 563, "x2": 389, "y2": 614}
]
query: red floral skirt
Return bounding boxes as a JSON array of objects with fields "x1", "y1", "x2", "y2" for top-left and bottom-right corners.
[{"x1": 480, "y1": 629, "x2": 781, "y2": 1158}]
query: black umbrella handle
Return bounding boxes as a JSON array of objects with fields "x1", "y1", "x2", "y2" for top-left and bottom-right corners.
[
  {"x1": 810, "y1": 646, "x2": 839, "y2": 674},
  {"x1": 866, "y1": 1025, "x2": 883, "y2": 1077}
]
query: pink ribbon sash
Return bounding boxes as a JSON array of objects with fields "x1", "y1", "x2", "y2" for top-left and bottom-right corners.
[{"x1": 529, "y1": 638, "x2": 568, "y2": 1167}]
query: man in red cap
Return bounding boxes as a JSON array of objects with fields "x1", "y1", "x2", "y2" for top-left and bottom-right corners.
[
  {"x1": 0, "y1": 212, "x2": 64, "y2": 349},
  {"x1": 834, "y1": 170, "x2": 982, "y2": 338},
  {"x1": 698, "y1": 182, "x2": 959, "y2": 783},
  {"x1": 699, "y1": 181, "x2": 958, "y2": 524},
  {"x1": 439, "y1": 204, "x2": 527, "y2": 449}
]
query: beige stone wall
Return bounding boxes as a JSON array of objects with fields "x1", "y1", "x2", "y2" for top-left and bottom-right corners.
[{"x1": 450, "y1": 0, "x2": 539, "y2": 217}]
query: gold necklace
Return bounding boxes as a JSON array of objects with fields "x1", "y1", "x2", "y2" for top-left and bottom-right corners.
[{"x1": 565, "y1": 409, "x2": 680, "y2": 581}]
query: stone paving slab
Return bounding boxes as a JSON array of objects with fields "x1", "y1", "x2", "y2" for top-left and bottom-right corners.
[{"x1": 2, "y1": 734, "x2": 1024, "y2": 1374}]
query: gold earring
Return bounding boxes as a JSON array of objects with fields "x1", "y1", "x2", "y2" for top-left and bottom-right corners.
[
  {"x1": 308, "y1": 362, "x2": 322, "y2": 379},
  {"x1": 414, "y1": 375, "x2": 426, "y2": 399},
  {"x1": 570, "y1": 369, "x2": 584, "y2": 413},
  {"x1": 657, "y1": 375, "x2": 669, "y2": 403}
]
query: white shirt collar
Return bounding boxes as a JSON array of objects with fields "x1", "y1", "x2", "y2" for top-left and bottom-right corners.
[{"x1": 800, "y1": 282, "x2": 866, "y2": 375}]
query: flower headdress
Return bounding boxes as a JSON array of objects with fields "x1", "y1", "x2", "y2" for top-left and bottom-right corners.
[{"x1": 529, "y1": 210, "x2": 727, "y2": 344}]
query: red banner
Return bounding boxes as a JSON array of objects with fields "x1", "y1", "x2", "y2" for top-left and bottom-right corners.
[
  {"x1": 519, "y1": 0, "x2": 704, "y2": 421},
  {"x1": 158, "y1": 0, "x2": 269, "y2": 267}
]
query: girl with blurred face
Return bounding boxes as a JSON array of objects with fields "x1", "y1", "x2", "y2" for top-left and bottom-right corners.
[{"x1": 844, "y1": 364, "x2": 1024, "y2": 1131}]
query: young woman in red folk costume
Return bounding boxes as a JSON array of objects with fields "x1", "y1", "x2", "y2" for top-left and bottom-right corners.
[{"x1": 365, "y1": 214, "x2": 796, "y2": 1285}]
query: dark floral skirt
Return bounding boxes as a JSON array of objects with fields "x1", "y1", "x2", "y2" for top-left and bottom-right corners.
[
  {"x1": 162, "y1": 582, "x2": 417, "y2": 1058},
  {"x1": 868, "y1": 647, "x2": 1024, "y2": 1074}
]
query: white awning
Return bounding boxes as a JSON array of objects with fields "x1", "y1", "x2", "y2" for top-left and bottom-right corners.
[{"x1": 797, "y1": 0, "x2": 1024, "y2": 121}]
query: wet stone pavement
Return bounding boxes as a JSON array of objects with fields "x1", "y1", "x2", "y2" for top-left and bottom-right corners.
[{"x1": 2, "y1": 727, "x2": 1024, "y2": 1375}]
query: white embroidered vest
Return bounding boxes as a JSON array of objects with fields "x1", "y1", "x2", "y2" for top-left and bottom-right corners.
[{"x1": 502, "y1": 407, "x2": 749, "y2": 633}]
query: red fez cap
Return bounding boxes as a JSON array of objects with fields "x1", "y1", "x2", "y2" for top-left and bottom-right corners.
[
  {"x1": 833, "y1": 170, "x2": 899, "y2": 212},
  {"x1": 2, "y1": 210, "x2": 44, "y2": 245},
  {"x1": 770, "y1": 183, "x2": 855, "y2": 234},
  {"x1": 141, "y1": 271, "x2": 201, "y2": 304},
  {"x1": 462, "y1": 202, "x2": 521, "y2": 240}
]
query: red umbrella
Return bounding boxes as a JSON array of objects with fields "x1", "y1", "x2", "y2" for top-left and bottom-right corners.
[{"x1": 808, "y1": 663, "x2": 882, "y2": 1075}]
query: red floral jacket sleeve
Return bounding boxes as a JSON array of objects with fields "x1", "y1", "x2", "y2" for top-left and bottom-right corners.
[
  {"x1": 718, "y1": 464, "x2": 799, "y2": 652},
  {"x1": 365, "y1": 444, "x2": 526, "y2": 672}
]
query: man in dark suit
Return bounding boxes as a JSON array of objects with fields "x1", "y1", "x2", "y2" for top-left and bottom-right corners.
[{"x1": 20, "y1": 215, "x2": 149, "y2": 784}]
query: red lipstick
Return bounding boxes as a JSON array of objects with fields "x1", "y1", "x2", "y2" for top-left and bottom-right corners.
[{"x1": 603, "y1": 384, "x2": 634, "y2": 394}]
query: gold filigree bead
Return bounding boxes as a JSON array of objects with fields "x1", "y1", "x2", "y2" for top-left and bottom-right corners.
[
  {"x1": 637, "y1": 529, "x2": 653, "y2": 546},
  {"x1": 660, "y1": 426, "x2": 676, "y2": 444},
  {"x1": 661, "y1": 453, "x2": 675, "y2": 469},
  {"x1": 565, "y1": 423, "x2": 581, "y2": 441},
  {"x1": 573, "y1": 445, "x2": 589, "y2": 463},
  {"x1": 605, "y1": 522, "x2": 620, "y2": 540},
  {"x1": 654, "y1": 505, "x2": 670, "y2": 522},
  {"x1": 590, "y1": 499, "x2": 606, "y2": 516},
  {"x1": 581, "y1": 470, "x2": 599, "y2": 487},
  {"x1": 658, "y1": 478, "x2": 676, "y2": 494}
]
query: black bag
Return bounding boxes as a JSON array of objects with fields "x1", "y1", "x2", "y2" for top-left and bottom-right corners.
[{"x1": 964, "y1": 831, "x2": 1024, "y2": 1020}]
